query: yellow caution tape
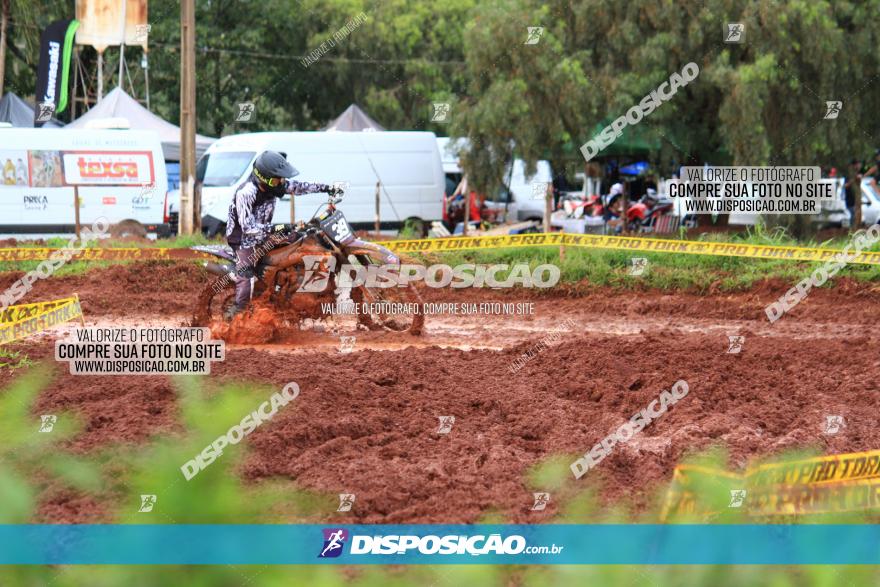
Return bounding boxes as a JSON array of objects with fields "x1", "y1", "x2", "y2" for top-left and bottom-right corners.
[
  {"x1": 748, "y1": 450, "x2": 880, "y2": 486},
  {"x1": 0, "y1": 295, "x2": 84, "y2": 345},
  {"x1": 1, "y1": 232, "x2": 878, "y2": 264},
  {"x1": 0, "y1": 248, "x2": 182, "y2": 261},
  {"x1": 0, "y1": 296, "x2": 80, "y2": 324},
  {"x1": 661, "y1": 450, "x2": 880, "y2": 519},
  {"x1": 383, "y1": 233, "x2": 880, "y2": 265},
  {"x1": 748, "y1": 478, "x2": 880, "y2": 516}
]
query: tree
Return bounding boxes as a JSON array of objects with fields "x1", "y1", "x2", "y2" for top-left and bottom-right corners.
[
  {"x1": 1, "y1": 0, "x2": 69, "y2": 101},
  {"x1": 451, "y1": 0, "x2": 592, "y2": 196}
]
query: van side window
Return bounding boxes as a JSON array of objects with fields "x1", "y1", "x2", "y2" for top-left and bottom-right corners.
[{"x1": 195, "y1": 154, "x2": 208, "y2": 183}]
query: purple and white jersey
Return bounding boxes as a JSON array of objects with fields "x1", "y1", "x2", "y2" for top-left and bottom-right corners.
[{"x1": 226, "y1": 175, "x2": 329, "y2": 248}]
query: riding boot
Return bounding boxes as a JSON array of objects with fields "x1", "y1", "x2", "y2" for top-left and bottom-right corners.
[
  {"x1": 230, "y1": 246, "x2": 256, "y2": 316},
  {"x1": 233, "y1": 277, "x2": 252, "y2": 314}
]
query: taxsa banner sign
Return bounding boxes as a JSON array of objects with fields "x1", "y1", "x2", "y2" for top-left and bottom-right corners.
[{"x1": 62, "y1": 151, "x2": 155, "y2": 186}]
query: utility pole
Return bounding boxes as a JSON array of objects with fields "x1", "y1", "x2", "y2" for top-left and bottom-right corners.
[
  {"x1": 179, "y1": 0, "x2": 196, "y2": 235},
  {"x1": 118, "y1": 0, "x2": 126, "y2": 87},
  {"x1": 0, "y1": 0, "x2": 8, "y2": 98},
  {"x1": 97, "y1": 50, "x2": 104, "y2": 101}
]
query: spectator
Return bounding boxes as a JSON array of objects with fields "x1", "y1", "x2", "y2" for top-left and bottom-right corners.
[
  {"x1": 845, "y1": 159, "x2": 864, "y2": 227},
  {"x1": 604, "y1": 183, "x2": 626, "y2": 232},
  {"x1": 862, "y1": 150, "x2": 880, "y2": 195},
  {"x1": 449, "y1": 175, "x2": 483, "y2": 234}
]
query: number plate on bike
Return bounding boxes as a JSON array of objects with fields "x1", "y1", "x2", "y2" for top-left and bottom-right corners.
[{"x1": 320, "y1": 210, "x2": 355, "y2": 244}]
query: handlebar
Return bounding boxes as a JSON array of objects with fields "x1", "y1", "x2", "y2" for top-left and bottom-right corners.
[
  {"x1": 269, "y1": 188, "x2": 348, "y2": 238},
  {"x1": 327, "y1": 187, "x2": 345, "y2": 205}
]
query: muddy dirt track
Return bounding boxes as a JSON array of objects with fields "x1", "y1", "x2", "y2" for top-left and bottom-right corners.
[{"x1": 2, "y1": 261, "x2": 880, "y2": 523}]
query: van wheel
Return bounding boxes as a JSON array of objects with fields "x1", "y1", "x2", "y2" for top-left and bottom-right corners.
[
  {"x1": 203, "y1": 222, "x2": 226, "y2": 238},
  {"x1": 111, "y1": 220, "x2": 147, "y2": 239},
  {"x1": 402, "y1": 217, "x2": 427, "y2": 238}
]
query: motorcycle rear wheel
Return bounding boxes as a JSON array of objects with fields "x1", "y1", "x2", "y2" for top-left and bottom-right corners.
[{"x1": 191, "y1": 275, "x2": 239, "y2": 326}]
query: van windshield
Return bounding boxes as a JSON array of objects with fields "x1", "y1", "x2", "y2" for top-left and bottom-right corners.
[{"x1": 197, "y1": 151, "x2": 255, "y2": 186}]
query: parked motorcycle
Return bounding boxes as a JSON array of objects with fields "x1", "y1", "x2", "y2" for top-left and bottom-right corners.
[{"x1": 627, "y1": 191, "x2": 675, "y2": 231}]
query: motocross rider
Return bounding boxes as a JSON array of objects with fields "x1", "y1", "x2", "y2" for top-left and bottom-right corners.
[{"x1": 226, "y1": 150, "x2": 337, "y2": 315}]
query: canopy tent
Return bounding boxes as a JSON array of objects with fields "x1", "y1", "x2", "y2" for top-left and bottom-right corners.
[
  {"x1": 0, "y1": 92, "x2": 64, "y2": 127},
  {"x1": 66, "y1": 88, "x2": 215, "y2": 161},
  {"x1": 324, "y1": 104, "x2": 385, "y2": 132},
  {"x1": 584, "y1": 119, "x2": 660, "y2": 158},
  {"x1": 619, "y1": 161, "x2": 651, "y2": 176}
]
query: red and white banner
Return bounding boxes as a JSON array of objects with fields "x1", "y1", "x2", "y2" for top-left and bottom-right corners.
[{"x1": 62, "y1": 151, "x2": 155, "y2": 185}]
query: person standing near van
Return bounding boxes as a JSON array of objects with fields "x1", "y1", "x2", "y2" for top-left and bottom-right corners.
[
  {"x1": 226, "y1": 150, "x2": 336, "y2": 316},
  {"x1": 845, "y1": 159, "x2": 864, "y2": 227},
  {"x1": 449, "y1": 175, "x2": 483, "y2": 234}
]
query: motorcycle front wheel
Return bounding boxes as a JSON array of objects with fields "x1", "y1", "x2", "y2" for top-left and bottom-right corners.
[{"x1": 345, "y1": 248, "x2": 425, "y2": 335}]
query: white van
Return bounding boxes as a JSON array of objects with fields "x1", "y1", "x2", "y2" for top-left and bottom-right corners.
[
  {"x1": 860, "y1": 178, "x2": 880, "y2": 227},
  {"x1": 0, "y1": 128, "x2": 170, "y2": 238},
  {"x1": 186, "y1": 131, "x2": 444, "y2": 236},
  {"x1": 502, "y1": 159, "x2": 555, "y2": 221},
  {"x1": 436, "y1": 137, "x2": 553, "y2": 222}
]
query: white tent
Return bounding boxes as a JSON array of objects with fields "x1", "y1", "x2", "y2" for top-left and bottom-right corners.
[
  {"x1": 324, "y1": 104, "x2": 385, "y2": 132},
  {"x1": 66, "y1": 88, "x2": 214, "y2": 160}
]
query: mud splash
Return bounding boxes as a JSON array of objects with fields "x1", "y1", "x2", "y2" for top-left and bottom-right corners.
[{"x1": 209, "y1": 305, "x2": 288, "y2": 344}]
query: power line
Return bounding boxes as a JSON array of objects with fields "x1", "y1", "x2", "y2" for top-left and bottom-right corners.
[
  {"x1": 150, "y1": 42, "x2": 466, "y2": 66},
  {"x1": 6, "y1": 17, "x2": 467, "y2": 66}
]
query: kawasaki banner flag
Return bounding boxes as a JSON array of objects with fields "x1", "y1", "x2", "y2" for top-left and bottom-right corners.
[{"x1": 34, "y1": 19, "x2": 79, "y2": 126}]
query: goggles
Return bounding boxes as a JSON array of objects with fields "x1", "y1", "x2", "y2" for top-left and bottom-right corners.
[{"x1": 253, "y1": 167, "x2": 284, "y2": 187}]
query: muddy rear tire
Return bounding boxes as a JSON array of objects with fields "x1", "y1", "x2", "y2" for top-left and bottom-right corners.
[{"x1": 191, "y1": 275, "x2": 236, "y2": 326}]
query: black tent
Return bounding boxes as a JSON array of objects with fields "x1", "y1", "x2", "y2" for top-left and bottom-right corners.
[{"x1": 0, "y1": 92, "x2": 64, "y2": 127}]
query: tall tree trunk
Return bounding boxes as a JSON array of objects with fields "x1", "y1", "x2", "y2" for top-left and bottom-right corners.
[{"x1": 0, "y1": 0, "x2": 9, "y2": 98}]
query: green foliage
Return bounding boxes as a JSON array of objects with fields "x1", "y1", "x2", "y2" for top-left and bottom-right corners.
[
  {"x1": 2, "y1": 372, "x2": 880, "y2": 583},
  {"x1": 452, "y1": 0, "x2": 592, "y2": 194},
  {"x1": 99, "y1": 375, "x2": 325, "y2": 524},
  {"x1": 398, "y1": 217, "x2": 425, "y2": 238},
  {"x1": 0, "y1": 233, "x2": 217, "y2": 275},
  {"x1": 0, "y1": 0, "x2": 71, "y2": 99},
  {"x1": 3, "y1": 227, "x2": 880, "y2": 289},
  {"x1": 455, "y1": 0, "x2": 880, "y2": 195},
  {"x1": 414, "y1": 227, "x2": 880, "y2": 292},
  {"x1": 5, "y1": 0, "x2": 878, "y2": 202},
  {"x1": 0, "y1": 367, "x2": 102, "y2": 524},
  {"x1": 0, "y1": 347, "x2": 32, "y2": 370}
]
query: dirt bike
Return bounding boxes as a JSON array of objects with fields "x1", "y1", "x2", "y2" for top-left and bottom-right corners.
[{"x1": 190, "y1": 190, "x2": 424, "y2": 335}]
